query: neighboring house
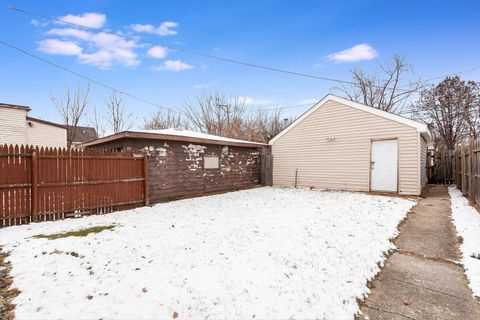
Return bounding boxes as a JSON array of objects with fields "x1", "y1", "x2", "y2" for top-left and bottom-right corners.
[
  {"x1": 269, "y1": 94, "x2": 431, "y2": 196},
  {"x1": 79, "y1": 128, "x2": 267, "y2": 203},
  {"x1": 65, "y1": 125, "x2": 98, "y2": 146},
  {"x1": 0, "y1": 103, "x2": 67, "y2": 148}
]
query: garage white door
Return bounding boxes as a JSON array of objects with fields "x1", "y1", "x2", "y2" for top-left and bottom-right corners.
[{"x1": 371, "y1": 139, "x2": 398, "y2": 192}]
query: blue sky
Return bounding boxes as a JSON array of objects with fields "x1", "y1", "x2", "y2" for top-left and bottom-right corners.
[{"x1": 0, "y1": 0, "x2": 479, "y2": 127}]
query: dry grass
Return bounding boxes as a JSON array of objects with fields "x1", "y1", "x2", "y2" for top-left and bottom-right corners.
[
  {"x1": 0, "y1": 249, "x2": 20, "y2": 320},
  {"x1": 32, "y1": 225, "x2": 116, "y2": 240}
]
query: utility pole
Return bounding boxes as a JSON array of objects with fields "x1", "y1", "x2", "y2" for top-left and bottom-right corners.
[{"x1": 216, "y1": 102, "x2": 230, "y2": 135}]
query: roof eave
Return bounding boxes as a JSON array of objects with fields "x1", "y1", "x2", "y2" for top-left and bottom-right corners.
[
  {"x1": 78, "y1": 131, "x2": 267, "y2": 149},
  {"x1": 0, "y1": 103, "x2": 31, "y2": 111},
  {"x1": 270, "y1": 94, "x2": 431, "y2": 144}
]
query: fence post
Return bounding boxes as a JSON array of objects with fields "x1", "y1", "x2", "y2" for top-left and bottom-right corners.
[
  {"x1": 143, "y1": 154, "x2": 149, "y2": 206},
  {"x1": 31, "y1": 150, "x2": 38, "y2": 222},
  {"x1": 469, "y1": 141, "x2": 473, "y2": 202},
  {"x1": 462, "y1": 147, "x2": 466, "y2": 194},
  {"x1": 471, "y1": 139, "x2": 476, "y2": 204}
]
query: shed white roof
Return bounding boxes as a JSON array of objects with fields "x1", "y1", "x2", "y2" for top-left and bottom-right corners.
[
  {"x1": 270, "y1": 94, "x2": 431, "y2": 144},
  {"x1": 128, "y1": 128, "x2": 266, "y2": 145}
]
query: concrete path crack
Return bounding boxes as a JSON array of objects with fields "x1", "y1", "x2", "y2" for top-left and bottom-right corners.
[
  {"x1": 361, "y1": 303, "x2": 416, "y2": 320},
  {"x1": 396, "y1": 250, "x2": 462, "y2": 267},
  {"x1": 389, "y1": 275, "x2": 465, "y2": 300}
]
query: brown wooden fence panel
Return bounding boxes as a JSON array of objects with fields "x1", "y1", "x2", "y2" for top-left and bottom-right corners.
[
  {"x1": 0, "y1": 145, "x2": 32, "y2": 227},
  {"x1": 432, "y1": 138, "x2": 480, "y2": 208},
  {"x1": 260, "y1": 147, "x2": 273, "y2": 186},
  {"x1": 0, "y1": 145, "x2": 147, "y2": 228}
]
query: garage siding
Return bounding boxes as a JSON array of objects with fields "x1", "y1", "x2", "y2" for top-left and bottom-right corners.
[{"x1": 272, "y1": 99, "x2": 421, "y2": 195}]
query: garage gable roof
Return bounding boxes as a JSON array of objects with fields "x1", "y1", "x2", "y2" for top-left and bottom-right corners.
[{"x1": 270, "y1": 94, "x2": 431, "y2": 144}]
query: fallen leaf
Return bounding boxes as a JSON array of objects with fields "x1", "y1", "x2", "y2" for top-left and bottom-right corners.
[
  {"x1": 173, "y1": 311, "x2": 178, "y2": 318},
  {"x1": 142, "y1": 287, "x2": 147, "y2": 293}
]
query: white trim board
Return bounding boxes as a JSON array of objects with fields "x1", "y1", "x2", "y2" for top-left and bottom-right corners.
[{"x1": 269, "y1": 94, "x2": 432, "y2": 145}]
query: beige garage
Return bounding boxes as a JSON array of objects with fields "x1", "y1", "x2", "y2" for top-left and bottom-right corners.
[{"x1": 269, "y1": 94, "x2": 431, "y2": 195}]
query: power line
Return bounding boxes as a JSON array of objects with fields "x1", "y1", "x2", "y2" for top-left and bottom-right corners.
[
  {"x1": 417, "y1": 67, "x2": 480, "y2": 87},
  {"x1": 3, "y1": 5, "x2": 412, "y2": 91},
  {"x1": 0, "y1": 39, "x2": 185, "y2": 115},
  {"x1": 4, "y1": 37, "x2": 480, "y2": 119},
  {"x1": 4, "y1": 6, "x2": 480, "y2": 116},
  {"x1": 8, "y1": 6, "x2": 480, "y2": 94},
  {"x1": 244, "y1": 103, "x2": 313, "y2": 113},
  {"x1": 0, "y1": 38, "x2": 312, "y2": 117}
]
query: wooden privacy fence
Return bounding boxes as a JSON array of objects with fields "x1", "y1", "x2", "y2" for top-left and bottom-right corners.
[
  {"x1": 432, "y1": 139, "x2": 480, "y2": 207},
  {"x1": 429, "y1": 149, "x2": 454, "y2": 184},
  {"x1": 260, "y1": 148, "x2": 273, "y2": 186},
  {"x1": 451, "y1": 140, "x2": 480, "y2": 206},
  {"x1": 0, "y1": 144, "x2": 148, "y2": 228}
]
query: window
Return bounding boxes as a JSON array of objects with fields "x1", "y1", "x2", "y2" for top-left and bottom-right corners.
[{"x1": 204, "y1": 156, "x2": 219, "y2": 169}]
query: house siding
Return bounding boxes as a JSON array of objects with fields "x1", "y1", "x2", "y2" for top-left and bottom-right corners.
[
  {"x1": 271, "y1": 99, "x2": 421, "y2": 195},
  {"x1": 27, "y1": 120, "x2": 67, "y2": 148},
  {"x1": 86, "y1": 138, "x2": 262, "y2": 203},
  {"x1": 0, "y1": 107, "x2": 27, "y2": 145}
]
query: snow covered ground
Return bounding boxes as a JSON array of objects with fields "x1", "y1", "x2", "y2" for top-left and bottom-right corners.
[
  {"x1": 448, "y1": 187, "x2": 480, "y2": 299},
  {"x1": 0, "y1": 187, "x2": 415, "y2": 319}
]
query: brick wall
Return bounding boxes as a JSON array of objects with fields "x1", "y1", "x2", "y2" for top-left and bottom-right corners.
[{"x1": 88, "y1": 138, "x2": 262, "y2": 203}]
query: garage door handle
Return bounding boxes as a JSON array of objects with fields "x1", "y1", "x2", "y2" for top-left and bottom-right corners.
[{"x1": 370, "y1": 161, "x2": 375, "y2": 169}]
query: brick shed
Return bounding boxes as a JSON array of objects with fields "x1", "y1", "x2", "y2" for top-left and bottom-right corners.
[{"x1": 80, "y1": 129, "x2": 267, "y2": 203}]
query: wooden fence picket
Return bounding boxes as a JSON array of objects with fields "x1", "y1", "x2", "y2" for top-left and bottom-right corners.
[
  {"x1": 0, "y1": 144, "x2": 147, "y2": 228},
  {"x1": 430, "y1": 138, "x2": 480, "y2": 210}
]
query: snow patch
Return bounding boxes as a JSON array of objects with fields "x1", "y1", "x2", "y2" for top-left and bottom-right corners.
[
  {"x1": 448, "y1": 187, "x2": 480, "y2": 299},
  {"x1": 0, "y1": 187, "x2": 415, "y2": 319}
]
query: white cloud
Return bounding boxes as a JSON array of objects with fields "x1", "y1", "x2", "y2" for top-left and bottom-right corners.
[
  {"x1": 157, "y1": 22, "x2": 178, "y2": 35},
  {"x1": 131, "y1": 21, "x2": 178, "y2": 36},
  {"x1": 130, "y1": 24, "x2": 155, "y2": 33},
  {"x1": 153, "y1": 60, "x2": 193, "y2": 72},
  {"x1": 38, "y1": 39, "x2": 83, "y2": 55},
  {"x1": 193, "y1": 81, "x2": 217, "y2": 89},
  {"x1": 58, "y1": 12, "x2": 106, "y2": 28},
  {"x1": 30, "y1": 19, "x2": 48, "y2": 28},
  {"x1": 237, "y1": 96, "x2": 272, "y2": 106},
  {"x1": 47, "y1": 28, "x2": 92, "y2": 41},
  {"x1": 327, "y1": 43, "x2": 378, "y2": 63},
  {"x1": 78, "y1": 32, "x2": 139, "y2": 68},
  {"x1": 147, "y1": 46, "x2": 168, "y2": 59},
  {"x1": 313, "y1": 63, "x2": 324, "y2": 69},
  {"x1": 298, "y1": 98, "x2": 319, "y2": 105},
  {"x1": 34, "y1": 13, "x2": 182, "y2": 69},
  {"x1": 39, "y1": 28, "x2": 140, "y2": 68}
]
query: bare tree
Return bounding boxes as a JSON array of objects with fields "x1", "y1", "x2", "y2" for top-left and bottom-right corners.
[
  {"x1": 461, "y1": 80, "x2": 480, "y2": 140},
  {"x1": 244, "y1": 108, "x2": 294, "y2": 142},
  {"x1": 105, "y1": 91, "x2": 135, "y2": 133},
  {"x1": 182, "y1": 92, "x2": 293, "y2": 143},
  {"x1": 337, "y1": 55, "x2": 421, "y2": 114},
  {"x1": 144, "y1": 108, "x2": 186, "y2": 130},
  {"x1": 89, "y1": 104, "x2": 105, "y2": 138},
  {"x1": 51, "y1": 84, "x2": 90, "y2": 146},
  {"x1": 411, "y1": 76, "x2": 479, "y2": 150},
  {"x1": 182, "y1": 92, "x2": 245, "y2": 138}
]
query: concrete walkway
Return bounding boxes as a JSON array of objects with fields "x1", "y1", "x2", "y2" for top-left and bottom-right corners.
[{"x1": 360, "y1": 185, "x2": 480, "y2": 320}]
